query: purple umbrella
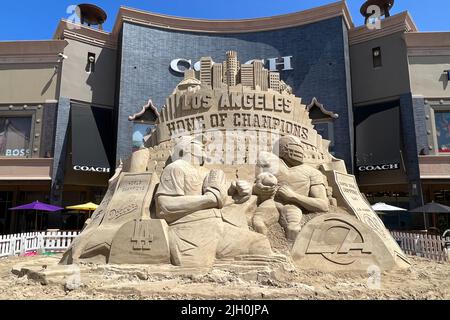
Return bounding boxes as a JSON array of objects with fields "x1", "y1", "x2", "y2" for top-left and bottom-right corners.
[{"x1": 9, "y1": 201, "x2": 63, "y2": 231}]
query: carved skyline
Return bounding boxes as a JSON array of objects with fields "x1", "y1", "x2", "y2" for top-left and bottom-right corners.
[{"x1": 193, "y1": 51, "x2": 285, "y2": 93}]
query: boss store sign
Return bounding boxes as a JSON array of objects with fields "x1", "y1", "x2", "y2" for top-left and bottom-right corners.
[
  {"x1": 4, "y1": 149, "x2": 31, "y2": 157},
  {"x1": 358, "y1": 163, "x2": 400, "y2": 172}
]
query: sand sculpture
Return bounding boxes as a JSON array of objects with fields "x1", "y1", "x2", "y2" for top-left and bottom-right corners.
[{"x1": 61, "y1": 51, "x2": 410, "y2": 272}]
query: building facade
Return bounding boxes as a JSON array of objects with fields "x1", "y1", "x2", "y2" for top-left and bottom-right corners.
[
  {"x1": 0, "y1": 1, "x2": 449, "y2": 233},
  {"x1": 349, "y1": 14, "x2": 450, "y2": 230},
  {"x1": 114, "y1": 3, "x2": 355, "y2": 171},
  {"x1": 0, "y1": 40, "x2": 66, "y2": 233}
]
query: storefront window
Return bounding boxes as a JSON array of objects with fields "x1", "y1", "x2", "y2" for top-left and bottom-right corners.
[
  {"x1": 132, "y1": 123, "x2": 153, "y2": 151},
  {"x1": 0, "y1": 117, "x2": 32, "y2": 157},
  {"x1": 435, "y1": 111, "x2": 450, "y2": 153}
]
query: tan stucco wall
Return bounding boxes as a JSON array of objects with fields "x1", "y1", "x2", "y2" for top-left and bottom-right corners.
[
  {"x1": 0, "y1": 158, "x2": 52, "y2": 180},
  {"x1": 419, "y1": 155, "x2": 450, "y2": 179},
  {"x1": 0, "y1": 64, "x2": 59, "y2": 104},
  {"x1": 60, "y1": 39, "x2": 117, "y2": 106},
  {"x1": 409, "y1": 55, "x2": 450, "y2": 98},
  {"x1": 350, "y1": 32, "x2": 411, "y2": 105}
]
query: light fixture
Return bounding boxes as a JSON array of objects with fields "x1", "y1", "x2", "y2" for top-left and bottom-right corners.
[{"x1": 86, "y1": 52, "x2": 96, "y2": 73}]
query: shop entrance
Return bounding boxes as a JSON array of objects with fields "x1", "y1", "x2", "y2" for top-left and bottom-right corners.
[
  {"x1": 0, "y1": 191, "x2": 13, "y2": 234},
  {"x1": 422, "y1": 183, "x2": 450, "y2": 234}
]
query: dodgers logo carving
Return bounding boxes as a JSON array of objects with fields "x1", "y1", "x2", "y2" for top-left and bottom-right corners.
[{"x1": 108, "y1": 203, "x2": 138, "y2": 221}]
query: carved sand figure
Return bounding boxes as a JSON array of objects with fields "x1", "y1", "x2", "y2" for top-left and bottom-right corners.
[
  {"x1": 156, "y1": 136, "x2": 273, "y2": 267},
  {"x1": 256, "y1": 135, "x2": 330, "y2": 241},
  {"x1": 58, "y1": 51, "x2": 410, "y2": 272},
  {"x1": 252, "y1": 172, "x2": 279, "y2": 235}
]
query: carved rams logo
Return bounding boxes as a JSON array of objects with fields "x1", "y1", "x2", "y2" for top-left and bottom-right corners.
[{"x1": 306, "y1": 218, "x2": 372, "y2": 265}]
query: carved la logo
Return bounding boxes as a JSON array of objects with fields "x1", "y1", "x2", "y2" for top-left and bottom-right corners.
[{"x1": 306, "y1": 220, "x2": 372, "y2": 265}]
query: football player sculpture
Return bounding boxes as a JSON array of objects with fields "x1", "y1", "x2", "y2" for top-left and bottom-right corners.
[
  {"x1": 154, "y1": 136, "x2": 274, "y2": 267},
  {"x1": 255, "y1": 135, "x2": 331, "y2": 241},
  {"x1": 61, "y1": 51, "x2": 411, "y2": 272}
]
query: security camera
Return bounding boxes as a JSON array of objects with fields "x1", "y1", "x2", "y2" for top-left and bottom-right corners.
[
  {"x1": 88, "y1": 55, "x2": 95, "y2": 63},
  {"x1": 58, "y1": 53, "x2": 68, "y2": 60}
]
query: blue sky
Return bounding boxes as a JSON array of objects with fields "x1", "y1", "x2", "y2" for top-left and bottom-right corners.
[{"x1": 1, "y1": 0, "x2": 449, "y2": 41}]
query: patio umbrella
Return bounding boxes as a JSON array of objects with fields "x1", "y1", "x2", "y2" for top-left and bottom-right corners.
[
  {"x1": 66, "y1": 202, "x2": 99, "y2": 229},
  {"x1": 8, "y1": 201, "x2": 64, "y2": 231},
  {"x1": 410, "y1": 202, "x2": 450, "y2": 230},
  {"x1": 372, "y1": 202, "x2": 407, "y2": 228},
  {"x1": 372, "y1": 203, "x2": 407, "y2": 212},
  {"x1": 66, "y1": 202, "x2": 99, "y2": 211},
  {"x1": 410, "y1": 202, "x2": 450, "y2": 214},
  {"x1": 66, "y1": 202, "x2": 99, "y2": 217}
]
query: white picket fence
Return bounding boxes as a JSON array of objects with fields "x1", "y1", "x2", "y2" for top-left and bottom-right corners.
[
  {"x1": 391, "y1": 231, "x2": 450, "y2": 262},
  {"x1": 0, "y1": 231, "x2": 79, "y2": 259},
  {"x1": 2, "y1": 230, "x2": 449, "y2": 262}
]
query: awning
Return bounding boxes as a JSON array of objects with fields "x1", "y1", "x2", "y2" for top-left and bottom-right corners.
[
  {"x1": 70, "y1": 103, "x2": 112, "y2": 174},
  {"x1": 355, "y1": 103, "x2": 402, "y2": 169}
]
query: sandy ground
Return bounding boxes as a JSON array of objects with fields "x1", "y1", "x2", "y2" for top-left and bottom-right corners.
[{"x1": 0, "y1": 253, "x2": 449, "y2": 300}]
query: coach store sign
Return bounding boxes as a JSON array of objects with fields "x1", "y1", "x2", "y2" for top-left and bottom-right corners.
[
  {"x1": 358, "y1": 163, "x2": 400, "y2": 172},
  {"x1": 170, "y1": 56, "x2": 294, "y2": 75},
  {"x1": 73, "y1": 165, "x2": 111, "y2": 173}
]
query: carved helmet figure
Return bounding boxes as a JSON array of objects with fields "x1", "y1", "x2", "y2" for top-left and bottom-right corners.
[{"x1": 277, "y1": 135, "x2": 306, "y2": 166}]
